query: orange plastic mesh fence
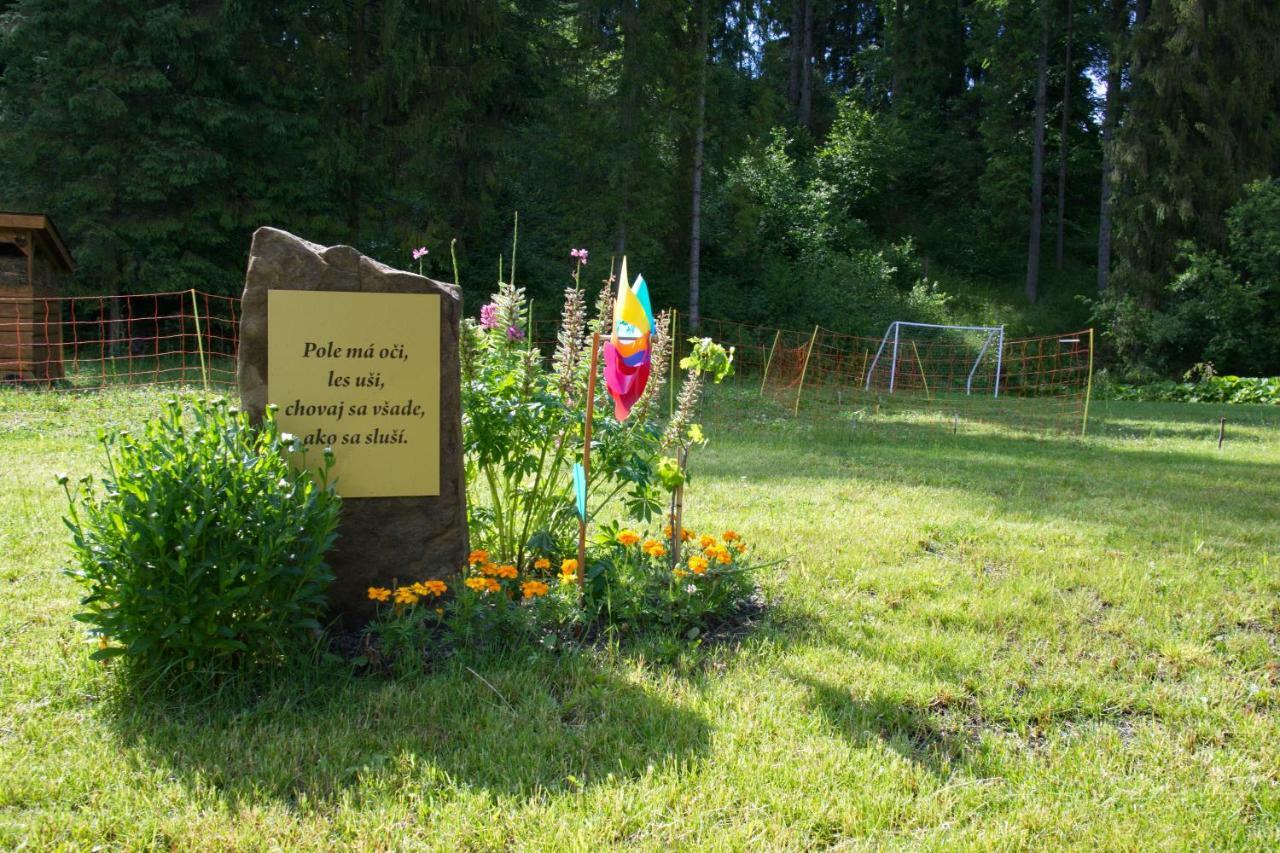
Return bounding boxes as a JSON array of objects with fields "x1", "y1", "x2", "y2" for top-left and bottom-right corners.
[
  {"x1": 698, "y1": 317, "x2": 1093, "y2": 436},
  {"x1": 1, "y1": 292, "x2": 1092, "y2": 435},
  {"x1": 1, "y1": 290, "x2": 239, "y2": 390}
]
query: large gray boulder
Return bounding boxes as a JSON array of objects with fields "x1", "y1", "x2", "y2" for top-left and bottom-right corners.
[{"x1": 238, "y1": 226, "x2": 467, "y2": 625}]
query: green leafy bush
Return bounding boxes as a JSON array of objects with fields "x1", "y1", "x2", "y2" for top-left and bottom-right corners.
[
  {"x1": 1099, "y1": 374, "x2": 1280, "y2": 405},
  {"x1": 60, "y1": 398, "x2": 341, "y2": 687}
]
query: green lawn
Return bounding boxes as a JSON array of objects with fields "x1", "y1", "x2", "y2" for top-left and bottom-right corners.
[{"x1": 2, "y1": 386, "x2": 1278, "y2": 848}]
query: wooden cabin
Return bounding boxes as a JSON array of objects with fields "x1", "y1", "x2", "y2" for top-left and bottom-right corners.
[{"x1": 0, "y1": 213, "x2": 74, "y2": 383}]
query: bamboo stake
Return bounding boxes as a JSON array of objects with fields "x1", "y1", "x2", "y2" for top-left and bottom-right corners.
[
  {"x1": 576, "y1": 332, "x2": 601, "y2": 589},
  {"x1": 910, "y1": 340, "x2": 930, "y2": 400},
  {"x1": 794, "y1": 325, "x2": 820, "y2": 416},
  {"x1": 1081, "y1": 328, "x2": 1095, "y2": 437},
  {"x1": 190, "y1": 289, "x2": 209, "y2": 392},
  {"x1": 760, "y1": 329, "x2": 781, "y2": 396}
]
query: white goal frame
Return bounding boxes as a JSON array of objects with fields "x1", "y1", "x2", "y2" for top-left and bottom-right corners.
[{"x1": 864, "y1": 321, "x2": 1006, "y2": 398}]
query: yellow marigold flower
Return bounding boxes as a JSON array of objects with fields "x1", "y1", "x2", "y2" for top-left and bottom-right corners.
[
  {"x1": 681, "y1": 528, "x2": 693, "y2": 542},
  {"x1": 642, "y1": 539, "x2": 667, "y2": 557},
  {"x1": 560, "y1": 558, "x2": 578, "y2": 575},
  {"x1": 521, "y1": 580, "x2": 549, "y2": 599},
  {"x1": 534, "y1": 557, "x2": 551, "y2": 570},
  {"x1": 435, "y1": 607, "x2": 445, "y2": 618},
  {"x1": 495, "y1": 564, "x2": 518, "y2": 579},
  {"x1": 465, "y1": 577, "x2": 489, "y2": 592},
  {"x1": 394, "y1": 587, "x2": 420, "y2": 605},
  {"x1": 708, "y1": 545, "x2": 731, "y2": 564},
  {"x1": 673, "y1": 568, "x2": 688, "y2": 579},
  {"x1": 662, "y1": 524, "x2": 673, "y2": 538},
  {"x1": 367, "y1": 586, "x2": 392, "y2": 602},
  {"x1": 560, "y1": 572, "x2": 577, "y2": 586},
  {"x1": 699, "y1": 534, "x2": 716, "y2": 550},
  {"x1": 617, "y1": 529, "x2": 641, "y2": 547},
  {"x1": 688, "y1": 555, "x2": 709, "y2": 575},
  {"x1": 467, "y1": 549, "x2": 489, "y2": 565},
  {"x1": 722, "y1": 530, "x2": 740, "y2": 542},
  {"x1": 420, "y1": 579, "x2": 447, "y2": 597}
]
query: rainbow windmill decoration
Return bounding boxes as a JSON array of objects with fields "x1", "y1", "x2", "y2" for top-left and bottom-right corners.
[{"x1": 603, "y1": 257, "x2": 655, "y2": 421}]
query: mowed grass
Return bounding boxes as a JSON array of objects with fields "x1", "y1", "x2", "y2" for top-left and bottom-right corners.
[{"x1": 1, "y1": 385, "x2": 1278, "y2": 849}]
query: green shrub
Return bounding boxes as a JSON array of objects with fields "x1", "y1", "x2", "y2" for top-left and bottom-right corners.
[
  {"x1": 1098, "y1": 374, "x2": 1280, "y2": 405},
  {"x1": 60, "y1": 397, "x2": 342, "y2": 688}
]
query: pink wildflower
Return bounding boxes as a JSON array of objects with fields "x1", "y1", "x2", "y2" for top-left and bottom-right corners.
[
  {"x1": 412, "y1": 247, "x2": 428, "y2": 261},
  {"x1": 479, "y1": 303, "x2": 498, "y2": 330},
  {"x1": 507, "y1": 324, "x2": 526, "y2": 341},
  {"x1": 570, "y1": 248, "x2": 588, "y2": 264}
]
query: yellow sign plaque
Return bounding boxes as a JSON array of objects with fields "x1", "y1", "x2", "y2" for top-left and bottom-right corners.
[{"x1": 267, "y1": 290, "x2": 441, "y2": 497}]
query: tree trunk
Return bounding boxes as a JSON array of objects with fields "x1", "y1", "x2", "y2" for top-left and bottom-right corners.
[
  {"x1": 1025, "y1": 15, "x2": 1049, "y2": 304},
  {"x1": 787, "y1": 0, "x2": 805, "y2": 108},
  {"x1": 688, "y1": 1, "x2": 707, "y2": 330},
  {"x1": 615, "y1": 0, "x2": 640, "y2": 258},
  {"x1": 891, "y1": 0, "x2": 904, "y2": 104},
  {"x1": 1097, "y1": 0, "x2": 1123, "y2": 292},
  {"x1": 798, "y1": 0, "x2": 814, "y2": 128},
  {"x1": 1054, "y1": 0, "x2": 1073, "y2": 270}
]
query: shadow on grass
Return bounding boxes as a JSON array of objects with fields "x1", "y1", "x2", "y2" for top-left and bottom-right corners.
[
  {"x1": 787, "y1": 672, "x2": 977, "y2": 777},
  {"x1": 107, "y1": 648, "x2": 710, "y2": 805}
]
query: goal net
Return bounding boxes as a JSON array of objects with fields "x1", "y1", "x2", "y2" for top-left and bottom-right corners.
[
  {"x1": 863, "y1": 322, "x2": 1004, "y2": 399},
  {"x1": 750, "y1": 318, "x2": 1094, "y2": 435}
]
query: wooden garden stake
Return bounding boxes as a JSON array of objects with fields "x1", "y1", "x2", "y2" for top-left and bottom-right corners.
[
  {"x1": 577, "y1": 332, "x2": 601, "y2": 589},
  {"x1": 1218, "y1": 416, "x2": 1226, "y2": 449},
  {"x1": 672, "y1": 447, "x2": 688, "y2": 570}
]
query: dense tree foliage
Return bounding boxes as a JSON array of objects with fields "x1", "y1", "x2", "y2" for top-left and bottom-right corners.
[{"x1": 1, "y1": 0, "x2": 1277, "y2": 374}]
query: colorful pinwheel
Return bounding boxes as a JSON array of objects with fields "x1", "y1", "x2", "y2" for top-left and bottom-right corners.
[{"x1": 603, "y1": 258, "x2": 655, "y2": 420}]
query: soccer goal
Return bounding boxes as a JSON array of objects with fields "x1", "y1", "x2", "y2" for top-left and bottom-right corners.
[{"x1": 864, "y1": 321, "x2": 1005, "y2": 398}]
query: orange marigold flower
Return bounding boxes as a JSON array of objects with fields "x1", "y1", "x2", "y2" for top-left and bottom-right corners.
[
  {"x1": 617, "y1": 529, "x2": 641, "y2": 547},
  {"x1": 673, "y1": 568, "x2": 688, "y2": 579},
  {"x1": 480, "y1": 562, "x2": 500, "y2": 576},
  {"x1": 419, "y1": 579, "x2": 447, "y2": 597},
  {"x1": 708, "y1": 545, "x2": 731, "y2": 564},
  {"x1": 699, "y1": 534, "x2": 716, "y2": 550},
  {"x1": 495, "y1": 564, "x2": 518, "y2": 579},
  {"x1": 560, "y1": 558, "x2": 579, "y2": 575},
  {"x1": 367, "y1": 586, "x2": 392, "y2": 602},
  {"x1": 521, "y1": 580, "x2": 550, "y2": 599},
  {"x1": 467, "y1": 549, "x2": 489, "y2": 565},
  {"x1": 722, "y1": 530, "x2": 740, "y2": 542},
  {"x1": 534, "y1": 557, "x2": 551, "y2": 570},
  {"x1": 688, "y1": 555, "x2": 709, "y2": 575},
  {"x1": 734, "y1": 542, "x2": 747, "y2": 554},
  {"x1": 662, "y1": 524, "x2": 673, "y2": 538},
  {"x1": 394, "y1": 587, "x2": 420, "y2": 605},
  {"x1": 484, "y1": 577, "x2": 501, "y2": 593},
  {"x1": 681, "y1": 528, "x2": 693, "y2": 542},
  {"x1": 642, "y1": 539, "x2": 667, "y2": 558}
]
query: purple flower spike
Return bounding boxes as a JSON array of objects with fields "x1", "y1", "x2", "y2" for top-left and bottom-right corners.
[
  {"x1": 480, "y1": 303, "x2": 498, "y2": 330},
  {"x1": 507, "y1": 324, "x2": 526, "y2": 341}
]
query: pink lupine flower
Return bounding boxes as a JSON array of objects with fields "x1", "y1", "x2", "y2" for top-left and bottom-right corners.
[{"x1": 480, "y1": 303, "x2": 498, "y2": 330}]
